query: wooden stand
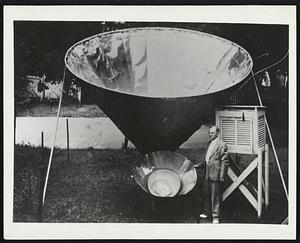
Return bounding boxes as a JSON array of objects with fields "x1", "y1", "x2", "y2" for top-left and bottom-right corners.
[
  {"x1": 216, "y1": 106, "x2": 270, "y2": 219},
  {"x1": 222, "y1": 144, "x2": 269, "y2": 218}
]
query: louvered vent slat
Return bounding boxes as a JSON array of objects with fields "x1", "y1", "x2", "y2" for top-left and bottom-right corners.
[
  {"x1": 258, "y1": 115, "x2": 265, "y2": 148},
  {"x1": 221, "y1": 118, "x2": 235, "y2": 145},
  {"x1": 237, "y1": 136, "x2": 250, "y2": 139},
  {"x1": 216, "y1": 107, "x2": 266, "y2": 154},
  {"x1": 237, "y1": 120, "x2": 251, "y2": 146}
]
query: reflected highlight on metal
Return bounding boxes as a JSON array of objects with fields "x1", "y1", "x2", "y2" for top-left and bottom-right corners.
[
  {"x1": 66, "y1": 27, "x2": 252, "y2": 98},
  {"x1": 133, "y1": 151, "x2": 197, "y2": 196}
]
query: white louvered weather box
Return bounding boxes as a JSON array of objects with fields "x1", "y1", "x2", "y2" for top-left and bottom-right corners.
[{"x1": 215, "y1": 106, "x2": 266, "y2": 154}]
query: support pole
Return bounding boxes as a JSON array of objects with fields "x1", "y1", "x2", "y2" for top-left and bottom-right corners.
[
  {"x1": 66, "y1": 118, "x2": 70, "y2": 163},
  {"x1": 38, "y1": 131, "x2": 45, "y2": 222},
  {"x1": 282, "y1": 216, "x2": 288, "y2": 224},
  {"x1": 42, "y1": 67, "x2": 66, "y2": 205},
  {"x1": 265, "y1": 144, "x2": 269, "y2": 210},
  {"x1": 257, "y1": 149, "x2": 263, "y2": 218},
  {"x1": 122, "y1": 137, "x2": 129, "y2": 149},
  {"x1": 252, "y1": 71, "x2": 288, "y2": 201}
]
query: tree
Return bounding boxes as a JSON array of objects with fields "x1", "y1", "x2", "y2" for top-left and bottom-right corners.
[{"x1": 14, "y1": 21, "x2": 288, "y2": 103}]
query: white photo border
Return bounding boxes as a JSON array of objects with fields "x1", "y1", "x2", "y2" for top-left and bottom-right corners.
[{"x1": 4, "y1": 5, "x2": 297, "y2": 239}]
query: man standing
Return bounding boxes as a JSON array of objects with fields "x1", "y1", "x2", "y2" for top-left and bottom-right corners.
[{"x1": 195, "y1": 125, "x2": 229, "y2": 224}]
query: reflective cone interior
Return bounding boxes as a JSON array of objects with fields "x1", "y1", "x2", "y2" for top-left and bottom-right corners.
[
  {"x1": 133, "y1": 151, "x2": 197, "y2": 196},
  {"x1": 147, "y1": 169, "x2": 181, "y2": 197}
]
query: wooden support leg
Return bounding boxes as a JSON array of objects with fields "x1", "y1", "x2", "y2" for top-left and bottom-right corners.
[
  {"x1": 223, "y1": 154, "x2": 267, "y2": 218},
  {"x1": 265, "y1": 144, "x2": 269, "y2": 210},
  {"x1": 257, "y1": 149, "x2": 263, "y2": 218}
]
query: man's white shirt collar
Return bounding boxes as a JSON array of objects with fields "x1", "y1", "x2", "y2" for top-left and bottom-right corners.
[{"x1": 205, "y1": 137, "x2": 219, "y2": 163}]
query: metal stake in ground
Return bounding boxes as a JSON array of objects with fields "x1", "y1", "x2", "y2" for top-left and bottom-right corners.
[
  {"x1": 42, "y1": 67, "x2": 67, "y2": 205},
  {"x1": 66, "y1": 118, "x2": 70, "y2": 162},
  {"x1": 38, "y1": 131, "x2": 45, "y2": 222}
]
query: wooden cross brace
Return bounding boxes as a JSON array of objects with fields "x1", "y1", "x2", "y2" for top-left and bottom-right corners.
[
  {"x1": 47, "y1": 83, "x2": 63, "y2": 99},
  {"x1": 222, "y1": 148, "x2": 268, "y2": 218}
]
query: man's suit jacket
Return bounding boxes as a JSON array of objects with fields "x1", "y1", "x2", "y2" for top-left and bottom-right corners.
[{"x1": 204, "y1": 137, "x2": 229, "y2": 182}]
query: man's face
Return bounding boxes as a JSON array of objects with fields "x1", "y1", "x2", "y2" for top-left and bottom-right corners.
[{"x1": 208, "y1": 127, "x2": 218, "y2": 142}]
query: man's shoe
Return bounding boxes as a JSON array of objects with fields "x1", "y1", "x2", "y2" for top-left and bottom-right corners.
[
  {"x1": 199, "y1": 213, "x2": 208, "y2": 219},
  {"x1": 212, "y1": 218, "x2": 219, "y2": 224}
]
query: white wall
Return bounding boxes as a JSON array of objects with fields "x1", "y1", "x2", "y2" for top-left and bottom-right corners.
[{"x1": 15, "y1": 117, "x2": 209, "y2": 149}]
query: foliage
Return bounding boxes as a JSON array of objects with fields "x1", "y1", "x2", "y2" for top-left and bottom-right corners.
[
  {"x1": 14, "y1": 21, "x2": 118, "y2": 101},
  {"x1": 14, "y1": 21, "x2": 288, "y2": 103}
]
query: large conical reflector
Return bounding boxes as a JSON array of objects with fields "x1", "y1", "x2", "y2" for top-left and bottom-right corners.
[
  {"x1": 133, "y1": 151, "x2": 197, "y2": 196},
  {"x1": 65, "y1": 27, "x2": 252, "y2": 153}
]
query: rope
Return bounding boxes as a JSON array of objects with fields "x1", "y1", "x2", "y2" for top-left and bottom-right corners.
[
  {"x1": 239, "y1": 51, "x2": 289, "y2": 90},
  {"x1": 252, "y1": 71, "x2": 289, "y2": 201},
  {"x1": 42, "y1": 66, "x2": 67, "y2": 205}
]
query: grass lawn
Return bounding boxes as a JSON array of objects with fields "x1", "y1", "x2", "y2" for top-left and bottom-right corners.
[{"x1": 13, "y1": 144, "x2": 288, "y2": 223}]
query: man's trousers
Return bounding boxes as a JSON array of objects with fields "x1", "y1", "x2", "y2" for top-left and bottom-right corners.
[{"x1": 203, "y1": 164, "x2": 222, "y2": 220}]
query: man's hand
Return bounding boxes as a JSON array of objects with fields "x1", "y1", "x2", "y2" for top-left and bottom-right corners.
[
  {"x1": 193, "y1": 163, "x2": 201, "y2": 168},
  {"x1": 193, "y1": 162, "x2": 204, "y2": 169}
]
